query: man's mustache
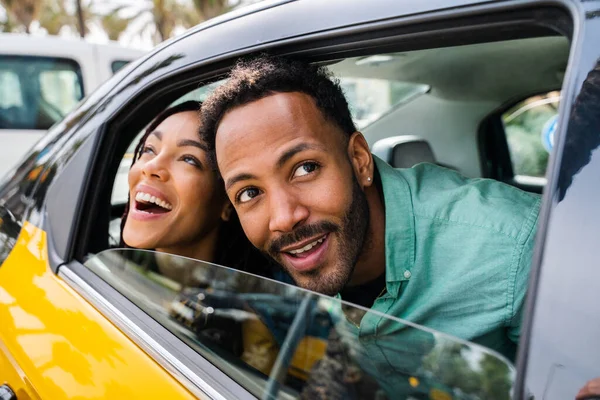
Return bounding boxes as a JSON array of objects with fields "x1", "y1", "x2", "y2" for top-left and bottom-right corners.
[{"x1": 268, "y1": 221, "x2": 339, "y2": 254}]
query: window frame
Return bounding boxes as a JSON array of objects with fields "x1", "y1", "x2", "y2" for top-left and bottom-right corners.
[{"x1": 39, "y1": 2, "x2": 579, "y2": 399}]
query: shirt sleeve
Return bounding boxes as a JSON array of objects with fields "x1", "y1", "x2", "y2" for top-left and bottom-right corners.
[{"x1": 507, "y1": 196, "x2": 541, "y2": 344}]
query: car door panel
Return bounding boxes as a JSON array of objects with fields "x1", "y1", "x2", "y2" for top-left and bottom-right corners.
[{"x1": 0, "y1": 222, "x2": 197, "y2": 399}]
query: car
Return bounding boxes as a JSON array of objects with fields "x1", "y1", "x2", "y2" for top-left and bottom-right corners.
[
  {"x1": 0, "y1": 33, "x2": 145, "y2": 178},
  {"x1": 1, "y1": 0, "x2": 599, "y2": 399}
]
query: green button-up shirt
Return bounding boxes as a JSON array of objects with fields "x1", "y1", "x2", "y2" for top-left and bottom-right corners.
[{"x1": 340, "y1": 156, "x2": 541, "y2": 362}]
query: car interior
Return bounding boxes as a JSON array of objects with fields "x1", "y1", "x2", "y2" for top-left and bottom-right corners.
[{"x1": 75, "y1": 15, "x2": 571, "y2": 398}]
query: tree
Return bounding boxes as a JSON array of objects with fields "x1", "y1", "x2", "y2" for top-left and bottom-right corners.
[
  {"x1": 100, "y1": 6, "x2": 130, "y2": 41},
  {"x1": 0, "y1": 8, "x2": 17, "y2": 32},
  {"x1": 38, "y1": 0, "x2": 71, "y2": 35},
  {"x1": 192, "y1": 0, "x2": 233, "y2": 21},
  {"x1": 0, "y1": 0, "x2": 43, "y2": 33},
  {"x1": 110, "y1": 0, "x2": 201, "y2": 45}
]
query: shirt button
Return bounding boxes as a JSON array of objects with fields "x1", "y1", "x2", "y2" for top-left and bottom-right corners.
[{"x1": 404, "y1": 270, "x2": 412, "y2": 279}]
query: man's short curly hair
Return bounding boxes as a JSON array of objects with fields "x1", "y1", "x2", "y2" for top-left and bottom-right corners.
[{"x1": 200, "y1": 55, "x2": 356, "y2": 165}]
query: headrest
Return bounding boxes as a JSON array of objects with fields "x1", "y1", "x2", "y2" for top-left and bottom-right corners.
[{"x1": 372, "y1": 135, "x2": 436, "y2": 169}]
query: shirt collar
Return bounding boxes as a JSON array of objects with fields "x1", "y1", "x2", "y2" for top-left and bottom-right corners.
[{"x1": 373, "y1": 155, "x2": 416, "y2": 294}]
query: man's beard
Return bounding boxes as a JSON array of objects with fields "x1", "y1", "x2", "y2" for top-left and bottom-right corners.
[{"x1": 265, "y1": 177, "x2": 370, "y2": 295}]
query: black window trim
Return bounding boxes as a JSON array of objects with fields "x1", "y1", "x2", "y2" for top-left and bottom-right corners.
[{"x1": 42, "y1": 1, "x2": 579, "y2": 399}]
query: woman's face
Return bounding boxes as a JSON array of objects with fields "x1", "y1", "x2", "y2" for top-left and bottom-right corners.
[{"x1": 123, "y1": 111, "x2": 228, "y2": 253}]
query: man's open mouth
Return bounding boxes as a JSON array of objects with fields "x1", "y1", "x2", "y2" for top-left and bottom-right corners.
[
  {"x1": 285, "y1": 235, "x2": 327, "y2": 258},
  {"x1": 134, "y1": 191, "x2": 173, "y2": 214},
  {"x1": 279, "y1": 233, "x2": 330, "y2": 273}
]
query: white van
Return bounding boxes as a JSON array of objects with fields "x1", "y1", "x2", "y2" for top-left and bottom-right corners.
[{"x1": 0, "y1": 33, "x2": 145, "y2": 177}]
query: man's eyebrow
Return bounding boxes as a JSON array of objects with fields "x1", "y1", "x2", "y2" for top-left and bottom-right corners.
[
  {"x1": 225, "y1": 173, "x2": 258, "y2": 191},
  {"x1": 277, "y1": 143, "x2": 325, "y2": 168},
  {"x1": 177, "y1": 139, "x2": 208, "y2": 152}
]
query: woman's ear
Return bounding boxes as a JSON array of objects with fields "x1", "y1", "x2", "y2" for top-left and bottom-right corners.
[
  {"x1": 221, "y1": 202, "x2": 233, "y2": 222},
  {"x1": 347, "y1": 132, "x2": 374, "y2": 189}
]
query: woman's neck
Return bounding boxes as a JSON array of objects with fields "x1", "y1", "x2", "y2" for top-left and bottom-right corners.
[{"x1": 156, "y1": 226, "x2": 220, "y2": 263}]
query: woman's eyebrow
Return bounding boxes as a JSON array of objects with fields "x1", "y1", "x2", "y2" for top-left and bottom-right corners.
[
  {"x1": 177, "y1": 139, "x2": 208, "y2": 152},
  {"x1": 148, "y1": 130, "x2": 162, "y2": 140}
]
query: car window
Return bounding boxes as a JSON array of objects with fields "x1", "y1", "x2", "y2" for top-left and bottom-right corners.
[
  {"x1": 85, "y1": 248, "x2": 515, "y2": 400},
  {"x1": 0, "y1": 55, "x2": 83, "y2": 130},
  {"x1": 341, "y1": 79, "x2": 428, "y2": 129},
  {"x1": 502, "y1": 91, "x2": 560, "y2": 178},
  {"x1": 329, "y1": 56, "x2": 429, "y2": 129},
  {"x1": 111, "y1": 60, "x2": 130, "y2": 74}
]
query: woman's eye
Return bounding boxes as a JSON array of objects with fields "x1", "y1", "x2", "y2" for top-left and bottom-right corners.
[
  {"x1": 141, "y1": 145, "x2": 155, "y2": 156},
  {"x1": 293, "y1": 162, "x2": 319, "y2": 178},
  {"x1": 182, "y1": 155, "x2": 201, "y2": 168},
  {"x1": 238, "y1": 188, "x2": 261, "y2": 203}
]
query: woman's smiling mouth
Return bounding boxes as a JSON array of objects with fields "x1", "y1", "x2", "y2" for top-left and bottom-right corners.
[
  {"x1": 129, "y1": 186, "x2": 174, "y2": 220},
  {"x1": 135, "y1": 191, "x2": 173, "y2": 211}
]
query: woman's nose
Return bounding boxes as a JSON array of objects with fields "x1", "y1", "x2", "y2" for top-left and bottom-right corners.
[{"x1": 141, "y1": 155, "x2": 169, "y2": 181}]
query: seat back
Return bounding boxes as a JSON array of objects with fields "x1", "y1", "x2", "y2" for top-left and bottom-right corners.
[{"x1": 372, "y1": 135, "x2": 436, "y2": 168}]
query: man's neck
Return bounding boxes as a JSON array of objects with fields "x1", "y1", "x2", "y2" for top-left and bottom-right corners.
[{"x1": 347, "y1": 174, "x2": 386, "y2": 287}]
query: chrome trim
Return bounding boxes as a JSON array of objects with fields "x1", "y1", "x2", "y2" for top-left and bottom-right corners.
[{"x1": 58, "y1": 265, "x2": 227, "y2": 400}]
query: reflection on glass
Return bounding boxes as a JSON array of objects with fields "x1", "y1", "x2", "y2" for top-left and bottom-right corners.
[{"x1": 85, "y1": 249, "x2": 515, "y2": 400}]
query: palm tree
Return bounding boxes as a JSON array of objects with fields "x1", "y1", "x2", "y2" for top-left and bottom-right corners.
[
  {"x1": 0, "y1": 0, "x2": 43, "y2": 33},
  {"x1": 0, "y1": 8, "x2": 17, "y2": 32},
  {"x1": 192, "y1": 0, "x2": 232, "y2": 21},
  {"x1": 109, "y1": 0, "x2": 201, "y2": 45},
  {"x1": 100, "y1": 6, "x2": 130, "y2": 41},
  {"x1": 38, "y1": 0, "x2": 71, "y2": 35}
]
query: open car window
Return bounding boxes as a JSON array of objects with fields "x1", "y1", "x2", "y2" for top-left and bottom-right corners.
[{"x1": 85, "y1": 249, "x2": 515, "y2": 399}]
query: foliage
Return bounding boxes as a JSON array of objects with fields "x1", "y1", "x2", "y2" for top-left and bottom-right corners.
[
  {"x1": 0, "y1": 0, "x2": 253, "y2": 43},
  {"x1": 422, "y1": 342, "x2": 513, "y2": 400},
  {"x1": 0, "y1": 0, "x2": 43, "y2": 33},
  {"x1": 503, "y1": 93, "x2": 558, "y2": 177}
]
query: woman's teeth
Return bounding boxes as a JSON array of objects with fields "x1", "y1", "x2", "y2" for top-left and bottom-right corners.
[
  {"x1": 288, "y1": 237, "x2": 325, "y2": 255},
  {"x1": 135, "y1": 191, "x2": 173, "y2": 210}
]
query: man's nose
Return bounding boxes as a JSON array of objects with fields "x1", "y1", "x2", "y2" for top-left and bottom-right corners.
[
  {"x1": 141, "y1": 155, "x2": 169, "y2": 181},
  {"x1": 268, "y1": 189, "x2": 309, "y2": 233}
]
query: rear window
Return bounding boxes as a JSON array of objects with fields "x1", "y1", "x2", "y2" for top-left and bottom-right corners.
[
  {"x1": 502, "y1": 91, "x2": 559, "y2": 178},
  {"x1": 0, "y1": 55, "x2": 84, "y2": 130}
]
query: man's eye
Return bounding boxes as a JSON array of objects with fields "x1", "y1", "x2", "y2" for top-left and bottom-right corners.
[
  {"x1": 238, "y1": 188, "x2": 261, "y2": 203},
  {"x1": 293, "y1": 162, "x2": 320, "y2": 178}
]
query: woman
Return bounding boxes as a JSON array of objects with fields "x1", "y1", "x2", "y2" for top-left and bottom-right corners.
[
  {"x1": 120, "y1": 100, "x2": 268, "y2": 281},
  {"x1": 119, "y1": 100, "x2": 286, "y2": 378}
]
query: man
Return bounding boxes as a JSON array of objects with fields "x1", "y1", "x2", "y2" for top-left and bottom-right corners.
[{"x1": 200, "y1": 55, "x2": 540, "y2": 363}]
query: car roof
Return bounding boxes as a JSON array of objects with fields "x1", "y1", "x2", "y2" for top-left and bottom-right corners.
[{"x1": 0, "y1": 32, "x2": 145, "y2": 58}]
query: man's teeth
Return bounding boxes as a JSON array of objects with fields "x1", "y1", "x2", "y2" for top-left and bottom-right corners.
[
  {"x1": 288, "y1": 237, "x2": 325, "y2": 255},
  {"x1": 135, "y1": 191, "x2": 173, "y2": 210}
]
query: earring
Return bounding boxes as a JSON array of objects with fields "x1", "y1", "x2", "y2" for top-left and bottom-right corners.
[{"x1": 367, "y1": 177, "x2": 372, "y2": 182}]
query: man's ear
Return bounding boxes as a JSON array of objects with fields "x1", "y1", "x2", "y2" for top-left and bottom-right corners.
[
  {"x1": 221, "y1": 202, "x2": 233, "y2": 222},
  {"x1": 347, "y1": 132, "x2": 374, "y2": 189}
]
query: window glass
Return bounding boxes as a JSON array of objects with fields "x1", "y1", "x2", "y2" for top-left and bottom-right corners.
[
  {"x1": 0, "y1": 56, "x2": 83, "y2": 130},
  {"x1": 111, "y1": 60, "x2": 130, "y2": 74},
  {"x1": 502, "y1": 91, "x2": 560, "y2": 178},
  {"x1": 85, "y1": 249, "x2": 515, "y2": 400},
  {"x1": 328, "y1": 55, "x2": 429, "y2": 129},
  {"x1": 339, "y1": 78, "x2": 428, "y2": 129}
]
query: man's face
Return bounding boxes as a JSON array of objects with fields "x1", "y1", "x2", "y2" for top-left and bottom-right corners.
[{"x1": 215, "y1": 92, "x2": 370, "y2": 295}]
